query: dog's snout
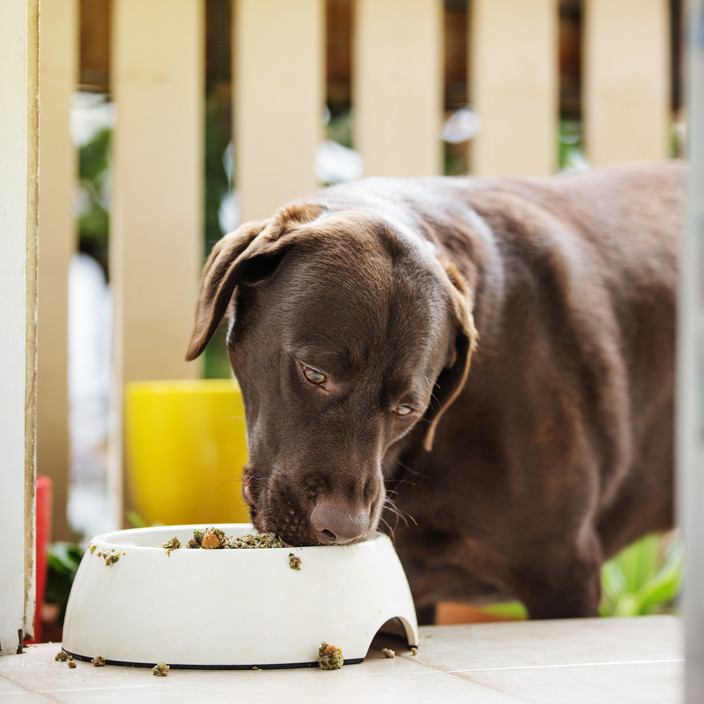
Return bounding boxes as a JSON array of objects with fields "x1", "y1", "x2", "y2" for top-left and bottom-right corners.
[{"x1": 310, "y1": 501, "x2": 369, "y2": 545}]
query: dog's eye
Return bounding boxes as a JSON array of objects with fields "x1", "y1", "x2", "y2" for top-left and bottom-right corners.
[
  {"x1": 303, "y1": 365, "x2": 327, "y2": 385},
  {"x1": 393, "y1": 405, "x2": 413, "y2": 417}
]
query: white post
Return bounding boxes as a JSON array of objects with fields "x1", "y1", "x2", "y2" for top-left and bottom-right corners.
[
  {"x1": 0, "y1": 0, "x2": 39, "y2": 652},
  {"x1": 679, "y1": 1, "x2": 704, "y2": 699}
]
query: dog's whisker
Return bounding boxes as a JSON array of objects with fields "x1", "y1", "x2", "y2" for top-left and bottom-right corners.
[
  {"x1": 383, "y1": 495, "x2": 417, "y2": 529},
  {"x1": 423, "y1": 375, "x2": 440, "y2": 390},
  {"x1": 378, "y1": 515, "x2": 397, "y2": 544},
  {"x1": 389, "y1": 458, "x2": 430, "y2": 483},
  {"x1": 385, "y1": 477, "x2": 418, "y2": 494},
  {"x1": 384, "y1": 504, "x2": 405, "y2": 534},
  {"x1": 392, "y1": 506, "x2": 416, "y2": 529},
  {"x1": 385, "y1": 493, "x2": 417, "y2": 523},
  {"x1": 383, "y1": 505, "x2": 404, "y2": 531},
  {"x1": 209, "y1": 475, "x2": 246, "y2": 490}
]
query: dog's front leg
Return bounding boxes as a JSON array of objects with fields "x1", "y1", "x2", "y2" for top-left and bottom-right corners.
[{"x1": 514, "y1": 527, "x2": 603, "y2": 619}]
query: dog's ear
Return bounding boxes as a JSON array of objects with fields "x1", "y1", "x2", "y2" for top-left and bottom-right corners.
[
  {"x1": 185, "y1": 220, "x2": 269, "y2": 361},
  {"x1": 423, "y1": 263, "x2": 477, "y2": 451},
  {"x1": 185, "y1": 204, "x2": 322, "y2": 361}
]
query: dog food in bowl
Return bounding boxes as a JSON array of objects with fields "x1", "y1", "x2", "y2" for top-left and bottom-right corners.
[{"x1": 176, "y1": 527, "x2": 283, "y2": 550}]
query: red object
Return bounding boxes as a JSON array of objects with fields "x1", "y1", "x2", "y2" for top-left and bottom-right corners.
[{"x1": 30, "y1": 475, "x2": 52, "y2": 643}]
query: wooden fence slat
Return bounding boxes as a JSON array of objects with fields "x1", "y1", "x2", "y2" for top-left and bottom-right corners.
[
  {"x1": 37, "y1": 0, "x2": 78, "y2": 542},
  {"x1": 111, "y1": 0, "x2": 204, "y2": 524},
  {"x1": 470, "y1": 0, "x2": 558, "y2": 176},
  {"x1": 584, "y1": 0, "x2": 670, "y2": 167},
  {"x1": 354, "y1": 0, "x2": 443, "y2": 177},
  {"x1": 234, "y1": 0, "x2": 324, "y2": 222},
  {"x1": 111, "y1": 0, "x2": 203, "y2": 385}
]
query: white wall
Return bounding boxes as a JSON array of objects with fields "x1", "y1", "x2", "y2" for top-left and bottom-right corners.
[{"x1": 0, "y1": 0, "x2": 39, "y2": 653}]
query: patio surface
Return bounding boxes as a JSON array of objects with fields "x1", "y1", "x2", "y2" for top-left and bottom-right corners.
[{"x1": 0, "y1": 615, "x2": 681, "y2": 703}]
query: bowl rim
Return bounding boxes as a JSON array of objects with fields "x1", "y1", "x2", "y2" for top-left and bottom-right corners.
[{"x1": 87, "y1": 523, "x2": 389, "y2": 554}]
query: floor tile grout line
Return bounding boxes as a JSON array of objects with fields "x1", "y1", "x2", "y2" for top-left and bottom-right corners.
[
  {"x1": 394, "y1": 660, "x2": 534, "y2": 703},
  {"x1": 0, "y1": 673, "x2": 45, "y2": 695},
  {"x1": 0, "y1": 674, "x2": 59, "y2": 703},
  {"x1": 31, "y1": 691, "x2": 66, "y2": 704},
  {"x1": 20, "y1": 684, "x2": 183, "y2": 696},
  {"x1": 443, "y1": 669, "x2": 534, "y2": 703},
  {"x1": 444, "y1": 657, "x2": 685, "y2": 674}
]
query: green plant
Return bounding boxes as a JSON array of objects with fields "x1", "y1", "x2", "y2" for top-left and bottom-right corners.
[
  {"x1": 558, "y1": 118, "x2": 587, "y2": 172},
  {"x1": 482, "y1": 601, "x2": 527, "y2": 621},
  {"x1": 77, "y1": 126, "x2": 111, "y2": 277},
  {"x1": 599, "y1": 531, "x2": 683, "y2": 617},
  {"x1": 125, "y1": 509, "x2": 148, "y2": 529},
  {"x1": 45, "y1": 542, "x2": 85, "y2": 626},
  {"x1": 125, "y1": 510, "x2": 163, "y2": 529}
]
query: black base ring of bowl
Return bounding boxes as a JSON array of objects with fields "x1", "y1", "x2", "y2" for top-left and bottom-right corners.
[{"x1": 61, "y1": 648, "x2": 363, "y2": 670}]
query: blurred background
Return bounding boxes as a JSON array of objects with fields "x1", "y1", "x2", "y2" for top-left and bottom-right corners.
[{"x1": 35, "y1": 0, "x2": 685, "y2": 636}]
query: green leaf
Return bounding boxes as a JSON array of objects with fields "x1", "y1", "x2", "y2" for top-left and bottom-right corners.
[
  {"x1": 45, "y1": 542, "x2": 85, "y2": 624},
  {"x1": 482, "y1": 601, "x2": 527, "y2": 620},
  {"x1": 599, "y1": 532, "x2": 683, "y2": 617},
  {"x1": 619, "y1": 535, "x2": 659, "y2": 592},
  {"x1": 600, "y1": 559, "x2": 627, "y2": 605},
  {"x1": 79, "y1": 128, "x2": 111, "y2": 185},
  {"x1": 612, "y1": 593, "x2": 642, "y2": 618},
  {"x1": 125, "y1": 510, "x2": 147, "y2": 528}
]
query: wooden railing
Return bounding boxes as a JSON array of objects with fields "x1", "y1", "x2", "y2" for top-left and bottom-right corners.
[{"x1": 36, "y1": 0, "x2": 675, "y2": 539}]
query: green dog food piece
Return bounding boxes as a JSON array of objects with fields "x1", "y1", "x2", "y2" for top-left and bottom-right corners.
[{"x1": 318, "y1": 642, "x2": 344, "y2": 670}]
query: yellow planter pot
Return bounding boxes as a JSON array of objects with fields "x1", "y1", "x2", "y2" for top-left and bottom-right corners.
[{"x1": 125, "y1": 379, "x2": 250, "y2": 526}]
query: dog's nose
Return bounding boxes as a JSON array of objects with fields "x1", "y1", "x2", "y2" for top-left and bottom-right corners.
[{"x1": 310, "y1": 501, "x2": 369, "y2": 544}]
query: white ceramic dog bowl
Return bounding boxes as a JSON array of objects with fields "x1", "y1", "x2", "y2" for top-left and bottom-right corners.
[{"x1": 62, "y1": 524, "x2": 418, "y2": 669}]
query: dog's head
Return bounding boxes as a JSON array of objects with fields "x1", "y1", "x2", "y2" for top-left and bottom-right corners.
[{"x1": 186, "y1": 201, "x2": 476, "y2": 546}]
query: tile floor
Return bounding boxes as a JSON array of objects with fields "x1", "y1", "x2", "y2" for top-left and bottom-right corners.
[{"x1": 0, "y1": 616, "x2": 682, "y2": 704}]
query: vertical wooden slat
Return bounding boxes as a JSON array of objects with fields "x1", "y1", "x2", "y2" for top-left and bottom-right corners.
[
  {"x1": 354, "y1": 0, "x2": 443, "y2": 177},
  {"x1": 470, "y1": 0, "x2": 558, "y2": 176},
  {"x1": 111, "y1": 0, "x2": 204, "y2": 522},
  {"x1": 584, "y1": 0, "x2": 670, "y2": 166},
  {"x1": 0, "y1": 0, "x2": 39, "y2": 651},
  {"x1": 111, "y1": 0, "x2": 203, "y2": 383},
  {"x1": 37, "y1": 0, "x2": 78, "y2": 542},
  {"x1": 234, "y1": 0, "x2": 324, "y2": 222}
]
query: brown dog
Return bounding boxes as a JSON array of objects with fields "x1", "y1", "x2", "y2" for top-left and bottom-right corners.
[{"x1": 186, "y1": 161, "x2": 684, "y2": 620}]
